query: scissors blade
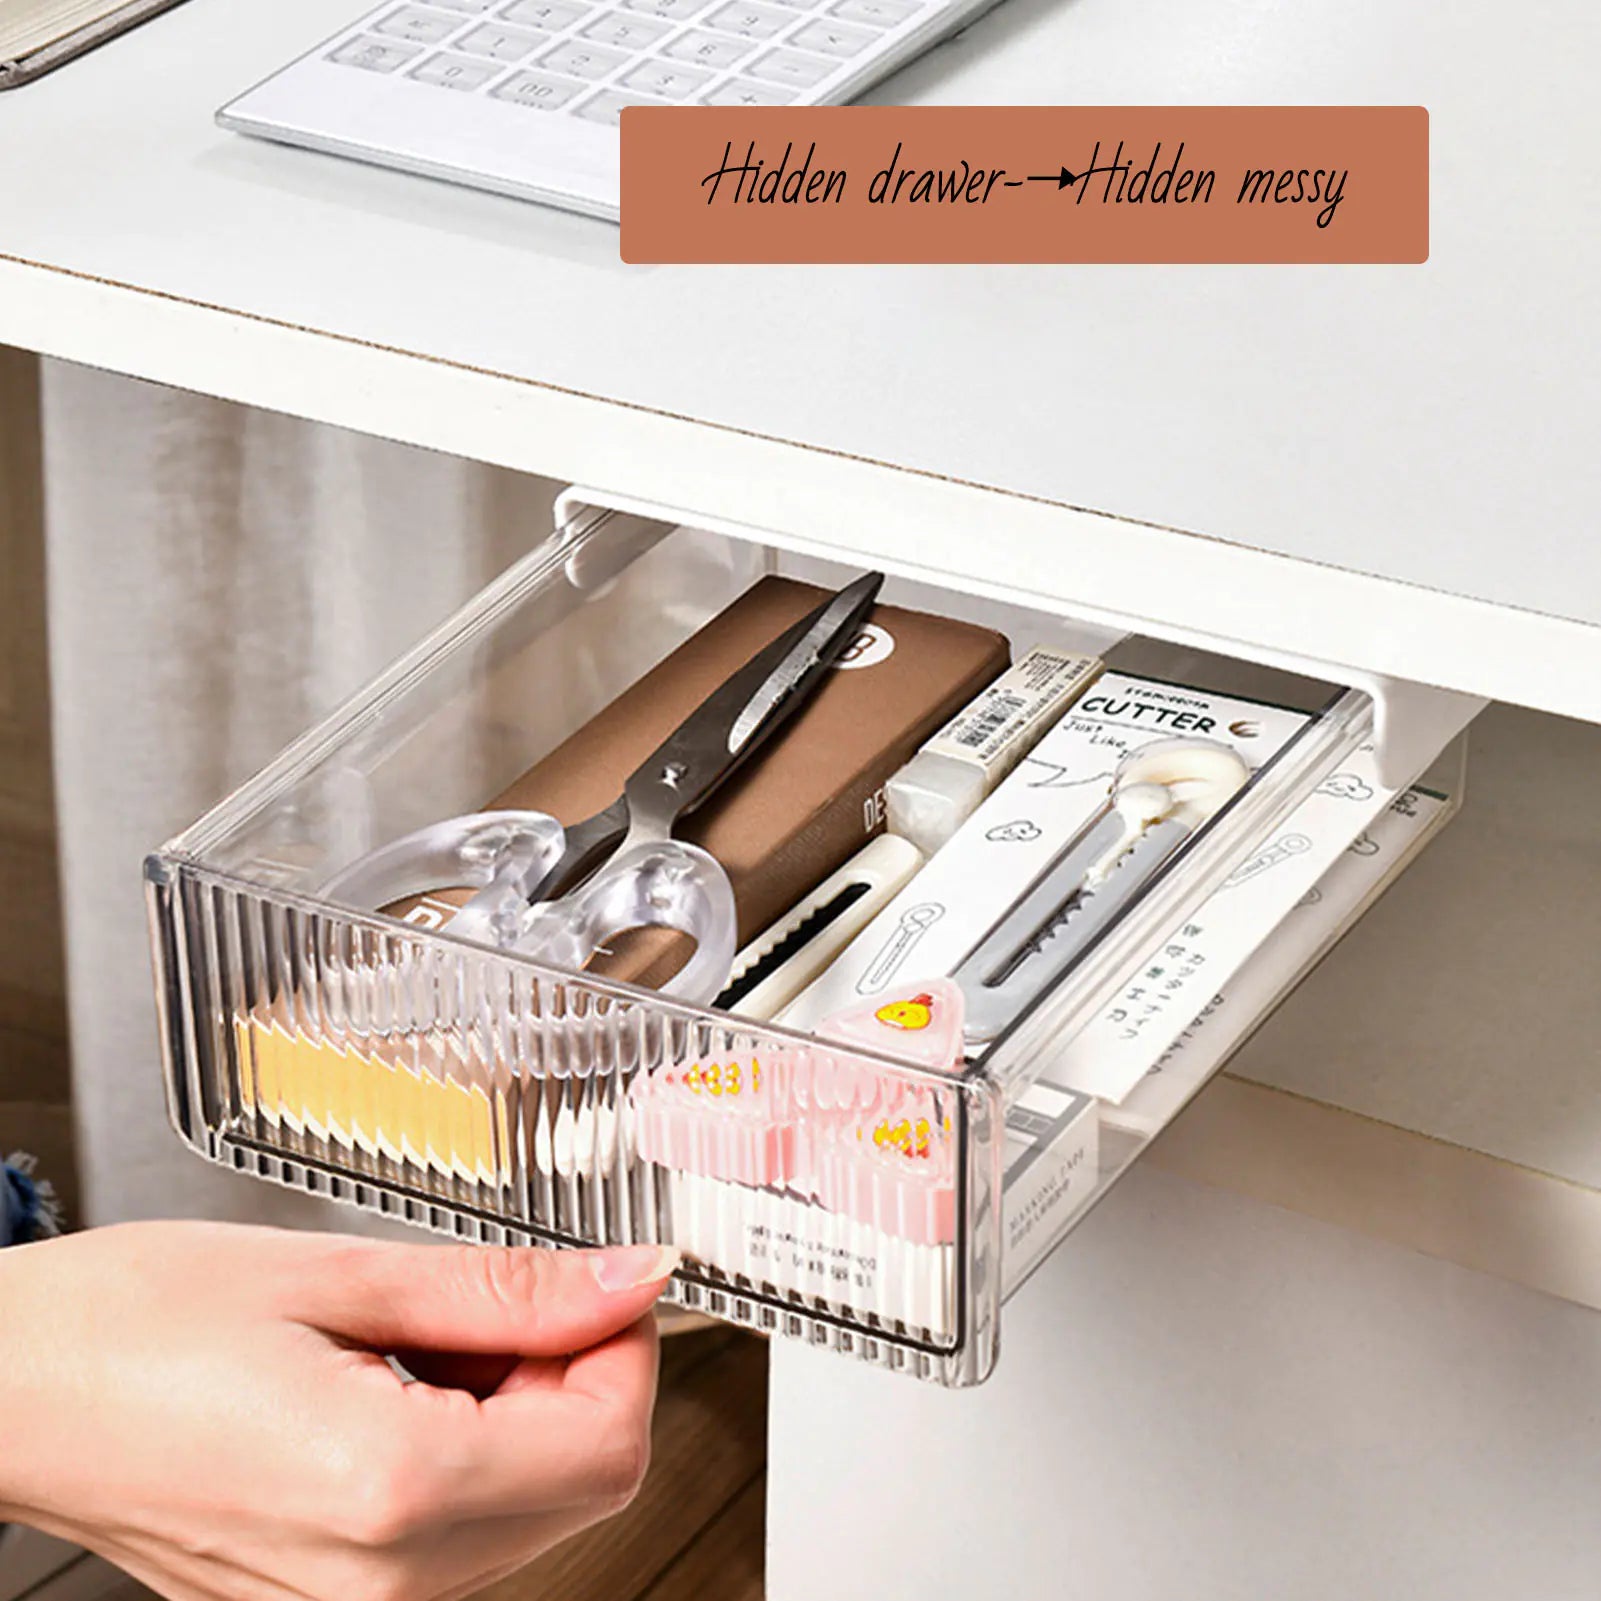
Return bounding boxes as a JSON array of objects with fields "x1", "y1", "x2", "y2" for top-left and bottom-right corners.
[
  {"x1": 626, "y1": 571, "x2": 885, "y2": 831},
  {"x1": 726, "y1": 571, "x2": 884, "y2": 755},
  {"x1": 530, "y1": 573, "x2": 884, "y2": 908},
  {"x1": 522, "y1": 795, "x2": 631, "y2": 905}
]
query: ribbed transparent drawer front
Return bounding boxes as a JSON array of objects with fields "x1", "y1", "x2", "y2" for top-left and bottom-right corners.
[{"x1": 150, "y1": 859, "x2": 1001, "y2": 1382}]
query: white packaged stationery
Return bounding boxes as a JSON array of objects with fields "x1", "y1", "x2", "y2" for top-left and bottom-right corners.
[
  {"x1": 886, "y1": 645, "x2": 1103, "y2": 856},
  {"x1": 786, "y1": 672, "x2": 1314, "y2": 1034}
]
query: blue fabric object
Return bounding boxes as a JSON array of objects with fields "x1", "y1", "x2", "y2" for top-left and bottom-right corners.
[
  {"x1": 1, "y1": 1156, "x2": 59, "y2": 1246},
  {"x1": 1, "y1": 1161, "x2": 28, "y2": 1247}
]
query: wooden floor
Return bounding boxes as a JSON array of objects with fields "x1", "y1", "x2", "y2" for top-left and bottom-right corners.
[{"x1": 477, "y1": 1327, "x2": 768, "y2": 1601}]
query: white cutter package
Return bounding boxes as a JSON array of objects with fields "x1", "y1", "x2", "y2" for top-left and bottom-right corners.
[
  {"x1": 146, "y1": 507, "x2": 1481, "y2": 1385},
  {"x1": 784, "y1": 671, "x2": 1315, "y2": 1040}
]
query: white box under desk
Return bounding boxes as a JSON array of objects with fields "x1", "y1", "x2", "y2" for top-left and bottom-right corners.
[{"x1": 146, "y1": 501, "x2": 1480, "y2": 1384}]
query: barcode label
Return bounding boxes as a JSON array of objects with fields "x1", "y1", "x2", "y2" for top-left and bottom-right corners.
[
  {"x1": 926, "y1": 647, "x2": 1103, "y2": 780},
  {"x1": 955, "y1": 692, "x2": 1025, "y2": 748}
]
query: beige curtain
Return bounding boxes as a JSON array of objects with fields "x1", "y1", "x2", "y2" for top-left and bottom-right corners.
[{"x1": 42, "y1": 360, "x2": 558, "y2": 1226}]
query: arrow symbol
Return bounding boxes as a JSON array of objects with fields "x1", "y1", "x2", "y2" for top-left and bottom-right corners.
[{"x1": 1025, "y1": 166, "x2": 1076, "y2": 189}]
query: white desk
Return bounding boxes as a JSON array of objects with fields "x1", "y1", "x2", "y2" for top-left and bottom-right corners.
[
  {"x1": 1, "y1": 0, "x2": 1599, "y2": 720},
  {"x1": 5, "y1": 4, "x2": 1601, "y2": 1596}
]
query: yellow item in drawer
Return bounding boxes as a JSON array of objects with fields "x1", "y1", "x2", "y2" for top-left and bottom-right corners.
[{"x1": 231, "y1": 1012, "x2": 512, "y2": 1188}]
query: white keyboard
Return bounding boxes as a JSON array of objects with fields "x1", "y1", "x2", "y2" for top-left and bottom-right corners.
[{"x1": 219, "y1": 0, "x2": 993, "y2": 219}]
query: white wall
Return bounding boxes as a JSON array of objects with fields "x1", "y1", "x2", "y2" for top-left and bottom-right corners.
[{"x1": 769, "y1": 1168, "x2": 1601, "y2": 1601}]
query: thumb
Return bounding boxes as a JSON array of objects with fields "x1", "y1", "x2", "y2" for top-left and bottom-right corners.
[{"x1": 298, "y1": 1239, "x2": 680, "y2": 1359}]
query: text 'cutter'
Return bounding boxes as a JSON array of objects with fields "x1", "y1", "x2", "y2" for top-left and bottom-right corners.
[
  {"x1": 321, "y1": 572, "x2": 885, "y2": 1005},
  {"x1": 951, "y1": 738, "x2": 1251, "y2": 1050}
]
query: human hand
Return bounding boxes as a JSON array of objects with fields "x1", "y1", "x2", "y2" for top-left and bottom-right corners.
[{"x1": 0, "y1": 1221, "x2": 679, "y2": 1601}]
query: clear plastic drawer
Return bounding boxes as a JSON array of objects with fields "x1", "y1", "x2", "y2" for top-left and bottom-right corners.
[{"x1": 147, "y1": 501, "x2": 1479, "y2": 1384}]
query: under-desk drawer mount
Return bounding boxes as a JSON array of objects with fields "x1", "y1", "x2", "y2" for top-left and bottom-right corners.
[{"x1": 146, "y1": 494, "x2": 1481, "y2": 1384}]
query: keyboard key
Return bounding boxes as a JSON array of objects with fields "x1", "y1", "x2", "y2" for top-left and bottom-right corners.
[
  {"x1": 572, "y1": 88, "x2": 658, "y2": 122},
  {"x1": 456, "y1": 21, "x2": 546, "y2": 56},
  {"x1": 771, "y1": 0, "x2": 825, "y2": 9},
  {"x1": 426, "y1": 0, "x2": 498, "y2": 10},
  {"x1": 747, "y1": 45, "x2": 832, "y2": 85},
  {"x1": 579, "y1": 10, "x2": 670, "y2": 45},
  {"x1": 827, "y1": 0, "x2": 917, "y2": 22},
  {"x1": 489, "y1": 67, "x2": 583, "y2": 104},
  {"x1": 704, "y1": 1, "x2": 790, "y2": 36},
  {"x1": 410, "y1": 50, "x2": 501, "y2": 87},
  {"x1": 540, "y1": 38, "x2": 628, "y2": 76},
  {"x1": 662, "y1": 28, "x2": 752, "y2": 64},
  {"x1": 790, "y1": 16, "x2": 874, "y2": 52},
  {"x1": 620, "y1": 59, "x2": 712, "y2": 96},
  {"x1": 372, "y1": 5, "x2": 463, "y2": 42},
  {"x1": 499, "y1": 0, "x2": 590, "y2": 27},
  {"x1": 621, "y1": 0, "x2": 709, "y2": 15},
  {"x1": 700, "y1": 76, "x2": 795, "y2": 102},
  {"x1": 327, "y1": 35, "x2": 423, "y2": 72}
]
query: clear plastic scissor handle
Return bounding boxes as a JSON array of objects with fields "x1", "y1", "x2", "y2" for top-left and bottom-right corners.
[
  {"x1": 320, "y1": 811, "x2": 568, "y2": 947},
  {"x1": 515, "y1": 837, "x2": 738, "y2": 1007},
  {"x1": 321, "y1": 813, "x2": 739, "y2": 1005}
]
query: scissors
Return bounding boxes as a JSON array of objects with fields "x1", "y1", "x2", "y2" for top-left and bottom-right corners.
[{"x1": 322, "y1": 571, "x2": 885, "y2": 1005}]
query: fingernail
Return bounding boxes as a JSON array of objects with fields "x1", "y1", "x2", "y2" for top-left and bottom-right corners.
[{"x1": 592, "y1": 1244, "x2": 681, "y2": 1293}]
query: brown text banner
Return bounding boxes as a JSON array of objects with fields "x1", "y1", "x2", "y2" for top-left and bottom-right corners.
[{"x1": 620, "y1": 106, "x2": 1428, "y2": 264}]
